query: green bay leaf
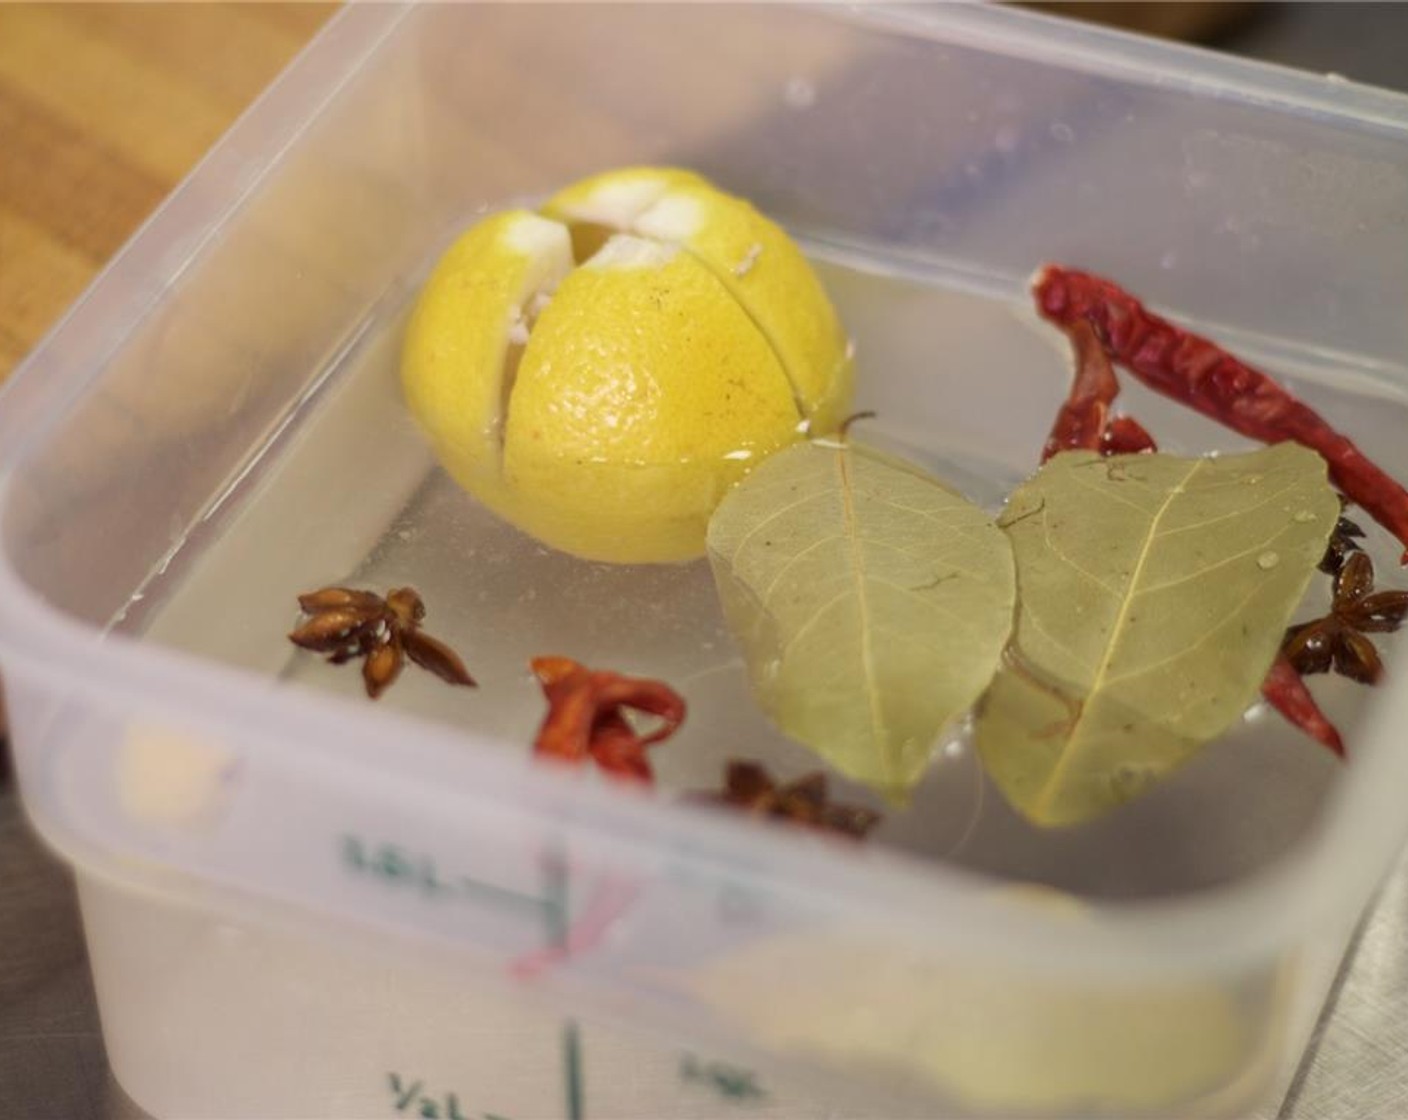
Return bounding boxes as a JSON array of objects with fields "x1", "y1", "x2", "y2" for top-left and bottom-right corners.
[
  {"x1": 706, "y1": 440, "x2": 1015, "y2": 800},
  {"x1": 977, "y1": 444, "x2": 1338, "y2": 828}
]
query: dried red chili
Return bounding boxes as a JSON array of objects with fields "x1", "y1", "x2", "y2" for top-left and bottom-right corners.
[
  {"x1": 1261, "y1": 654, "x2": 1344, "y2": 757},
  {"x1": 530, "y1": 656, "x2": 685, "y2": 785},
  {"x1": 1100, "y1": 414, "x2": 1158, "y2": 456},
  {"x1": 1044, "y1": 321, "x2": 1127, "y2": 461},
  {"x1": 1034, "y1": 265, "x2": 1408, "y2": 562}
]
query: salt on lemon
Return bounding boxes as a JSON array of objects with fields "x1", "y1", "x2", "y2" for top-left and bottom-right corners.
[{"x1": 401, "y1": 167, "x2": 853, "y2": 564}]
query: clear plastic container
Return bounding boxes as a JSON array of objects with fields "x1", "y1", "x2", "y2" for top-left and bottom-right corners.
[{"x1": 5, "y1": 5, "x2": 1408, "y2": 1118}]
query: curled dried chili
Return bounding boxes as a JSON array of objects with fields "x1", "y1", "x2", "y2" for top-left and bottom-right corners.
[{"x1": 530, "y1": 656, "x2": 685, "y2": 784}]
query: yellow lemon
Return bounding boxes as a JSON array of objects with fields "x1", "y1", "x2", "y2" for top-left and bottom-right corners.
[{"x1": 401, "y1": 167, "x2": 852, "y2": 563}]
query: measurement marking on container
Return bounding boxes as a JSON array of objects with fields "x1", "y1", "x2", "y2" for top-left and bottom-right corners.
[
  {"x1": 342, "y1": 835, "x2": 547, "y2": 915},
  {"x1": 390, "y1": 1073, "x2": 424, "y2": 1112},
  {"x1": 680, "y1": 1053, "x2": 769, "y2": 1103},
  {"x1": 562, "y1": 1020, "x2": 585, "y2": 1120},
  {"x1": 387, "y1": 1072, "x2": 513, "y2": 1120}
]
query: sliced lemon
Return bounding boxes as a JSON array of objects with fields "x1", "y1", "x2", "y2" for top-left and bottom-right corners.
[
  {"x1": 543, "y1": 166, "x2": 853, "y2": 435},
  {"x1": 401, "y1": 168, "x2": 852, "y2": 563}
]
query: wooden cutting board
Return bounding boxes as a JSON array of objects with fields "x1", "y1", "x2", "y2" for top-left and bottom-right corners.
[
  {"x1": 0, "y1": 2, "x2": 332, "y2": 381},
  {"x1": 0, "y1": 1, "x2": 1252, "y2": 386}
]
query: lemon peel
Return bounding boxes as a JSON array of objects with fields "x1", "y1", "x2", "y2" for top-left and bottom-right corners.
[{"x1": 401, "y1": 167, "x2": 852, "y2": 564}]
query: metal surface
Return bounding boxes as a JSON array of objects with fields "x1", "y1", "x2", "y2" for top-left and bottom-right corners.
[
  {"x1": 0, "y1": 789, "x2": 144, "y2": 1120},
  {"x1": 0, "y1": 777, "x2": 1405, "y2": 1120}
]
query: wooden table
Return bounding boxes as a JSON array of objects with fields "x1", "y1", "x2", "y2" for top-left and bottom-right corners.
[
  {"x1": 0, "y1": 2, "x2": 332, "y2": 382},
  {"x1": 0, "y1": 8, "x2": 329, "y2": 1115}
]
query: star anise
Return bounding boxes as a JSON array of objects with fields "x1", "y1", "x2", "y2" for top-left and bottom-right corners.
[
  {"x1": 289, "y1": 586, "x2": 476, "y2": 698},
  {"x1": 694, "y1": 760, "x2": 881, "y2": 840},
  {"x1": 1319, "y1": 509, "x2": 1367, "y2": 576},
  {"x1": 1284, "y1": 552, "x2": 1408, "y2": 685}
]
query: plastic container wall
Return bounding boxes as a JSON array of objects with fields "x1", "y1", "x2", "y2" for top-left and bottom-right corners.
[{"x1": 2, "y1": 5, "x2": 1408, "y2": 1118}]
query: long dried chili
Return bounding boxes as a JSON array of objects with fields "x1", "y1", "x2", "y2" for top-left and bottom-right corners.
[
  {"x1": 1100, "y1": 414, "x2": 1158, "y2": 456},
  {"x1": 1042, "y1": 321, "x2": 1123, "y2": 461},
  {"x1": 1261, "y1": 654, "x2": 1344, "y2": 757},
  {"x1": 1034, "y1": 265, "x2": 1408, "y2": 561},
  {"x1": 1044, "y1": 321, "x2": 1158, "y2": 463}
]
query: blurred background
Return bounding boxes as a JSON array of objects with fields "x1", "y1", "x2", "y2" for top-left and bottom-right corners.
[{"x1": 1, "y1": 3, "x2": 1407, "y2": 1119}]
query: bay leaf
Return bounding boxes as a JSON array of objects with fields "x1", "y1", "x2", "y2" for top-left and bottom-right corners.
[
  {"x1": 976, "y1": 444, "x2": 1338, "y2": 828},
  {"x1": 706, "y1": 440, "x2": 1015, "y2": 800}
]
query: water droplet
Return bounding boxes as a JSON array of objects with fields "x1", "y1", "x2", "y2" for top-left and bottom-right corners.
[
  {"x1": 1049, "y1": 121, "x2": 1074, "y2": 143},
  {"x1": 1257, "y1": 551, "x2": 1280, "y2": 570},
  {"x1": 1293, "y1": 510, "x2": 1317, "y2": 523},
  {"x1": 783, "y1": 77, "x2": 817, "y2": 110},
  {"x1": 1244, "y1": 474, "x2": 1264, "y2": 485},
  {"x1": 1110, "y1": 764, "x2": 1154, "y2": 796},
  {"x1": 943, "y1": 739, "x2": 965, "y2": 759}
]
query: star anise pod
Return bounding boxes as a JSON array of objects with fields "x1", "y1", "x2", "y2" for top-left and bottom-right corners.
[
  {"x1": 1284, "y1": 552, "x2": 1408, "y2": 685},
  {"x1": 290, "y1": 586, "x2": 476, "y2": 698},
  {"x1": 694, "y1": 760, "x2": 881, "y2": 840},
  {"x1": 1319, "y1": 509, "x2": 1367, "y2": 576}
]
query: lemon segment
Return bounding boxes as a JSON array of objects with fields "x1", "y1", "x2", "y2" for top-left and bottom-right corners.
[
  {"x1": 543, "y1": 167, "x2": 854, "y2": 435},
  {"x1": 401, "y1": 210, "x2": 572, "y2": 504},
  {"x1": 502, "y1": 235, "x2": 801, "y2": 563}
]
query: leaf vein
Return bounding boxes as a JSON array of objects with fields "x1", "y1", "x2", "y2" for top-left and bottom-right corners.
[
  {"x1": 1038, "y1": 518, "x2": 1124, "y2": 599},
  {"x1": 1136, "y1": 518, "x2": 1308, "y2": 596},
  {"x1": 1100, "y1": 568, "x2": 1285, "y2": 689},
  {"x1": 838, "y1": 447, "x2": 889, "y2": 777},
  {"x1": 1030, "y1": 458, "x2": 1204, "y2": 817},
  {"x1": 728, "y1": 489, "x2": 829, "y2": 565},
  {"x1": 1149, "y1": 476, "x2": 1303, "y2": 541}
]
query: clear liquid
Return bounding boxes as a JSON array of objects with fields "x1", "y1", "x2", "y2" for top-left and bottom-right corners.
[{"x1": 135, "y1": 253, "x2": 1408, "y2": 901}]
